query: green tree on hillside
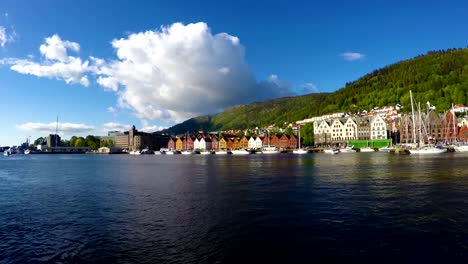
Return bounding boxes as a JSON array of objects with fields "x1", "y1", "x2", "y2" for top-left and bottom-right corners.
[{"x1": 300, "y1": 123, "x2": 314, "y2": 146}]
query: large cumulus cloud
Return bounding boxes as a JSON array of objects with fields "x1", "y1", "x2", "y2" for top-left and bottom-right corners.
[{"x1": 95, "y1": 22, "x2": 292, "y2": 121}]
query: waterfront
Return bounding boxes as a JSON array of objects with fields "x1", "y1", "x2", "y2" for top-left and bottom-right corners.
[{"x1": 1, "y1": 153, "x2": 468, "y2": 263}]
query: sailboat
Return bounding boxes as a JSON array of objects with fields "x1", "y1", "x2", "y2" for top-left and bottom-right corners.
[
  {"x1": 408, "y1": 91, "x2": 446, "y2": 154},
  {"x1": 181, "y1": 132, "x2": 193, "y2": 155},
  {"x1": 262, "y1": 131, "x2": 279, "y2": 154},
  {"x1": 24, "y1": 136, "x2": 31, "y2": 155},
  {"x1": 293, "y1": 125, "x2": 307, "y2": 154}
]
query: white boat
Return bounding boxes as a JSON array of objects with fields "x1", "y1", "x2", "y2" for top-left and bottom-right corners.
[
  {"x1": 159, "y1": 148, "x2": 172, "y2": 155},
  {"x1": 24, "y1": 149, "x2": 31, "y2": 155},
  {"x1": 141, "y1": 148, "x2": 152, "y2": 154},
  {"x1": 293, "y1": 125, "x2": 307, "y2": 154},
  {"x1": 324, "y1": 149, "x2": 339, "y2": 154},
  {"x1": 261, "y1": 145, "x2": 279, "y2": 154},
  {"x1": 214, "y1": 150, "x2": 228, "y2": 155},
  {"x1": 129, "y1": 150, "x2": 141, "y2": 155},
  {"x1": 199, "y1": 150, "x2": 211, "y2": 155},
  {"x1": 359, "y1": 147, "x2": 375, "y2": 152},
  {"x1": 409, "y1": 145, "x2": 446, "y2": 154},
  {"x1": 379, "y1": 146, "x2": 393, "y2": 152},
  {"x1": 181, "y1": 150, "x2": 193, "y2": 155},
  {"x1": 339, "y1": 146, "x2": 356, "y2": 153},
  {"x1": 454, "y1": 145, "x2": 468, "y2": 152},
  {"x1": 3, "y1": 149, "x2": 11, "y2": 156},
  {"x1": 231, "y1": 149, "x2": 250, "y2": 155},
  {"x1": 293, "y1": 149, "x2": 307, "y2": 154}
]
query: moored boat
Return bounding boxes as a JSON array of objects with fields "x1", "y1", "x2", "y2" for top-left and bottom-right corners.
[
  {"x1": 339, "y1": 146, "x2": 356, "y2": 153},
  {"x1": 231, "y1": 149, "x2": 250, "y2": 155},
  {"x1": 324, "y1": 148, "x2": 339, "y2": 154},
  {"x1": 292, "y1": 149, "x2": 308, "y2": 154},
  {"x1": 359, "y1": 147, "x2": 375, "y2": 152},
  {"x1": 409, "y1": 146, "x2": 446, "y2": 154},
  {"x1": 141, "y1": 148, "x2": 152, "y2": 154},
  {"x1": 379, "y1": 146, "x2": 393, "y2": 152},
  {"x1": 454, "y1": 145, "x2": 468, "y2": 152},
  {"x1": 293, "y1": 125, "x2": 307, "y2": 154},
  {"x1": 261, "y1": 145, "x2": 279, "y2": 154}
]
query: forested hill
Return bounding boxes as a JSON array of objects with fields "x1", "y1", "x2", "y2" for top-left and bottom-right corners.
[
  {"x1": 317, "y1": 48, "x2": 468, "y2": 114},
  {"x1": 164, "y1": 48, "x2": 468, "y2": 135}
]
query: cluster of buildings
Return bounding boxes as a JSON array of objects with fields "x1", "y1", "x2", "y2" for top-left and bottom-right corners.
[
  {"x1": 100, "y1": 126, "x2": 171, "y2": 151},
  {"x1": 96, "y1": 104, "x2": 468, "y2": 152},
  {"x1": 299, "y1": 104, "x2": 468, "y2": 146}
]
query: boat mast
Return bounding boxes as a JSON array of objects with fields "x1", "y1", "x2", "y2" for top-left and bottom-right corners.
[
  {"x1": 426, "y1": 102, "x2": 430, "y2": 142},
  {"x1": 418, "y1": 102, "x2": 423, "y2": 146},
  {"x1": 410, "y1": 90, "x2": 416, "y2": 144},
  {"x1": 405, "y1": 116, "x2": 409, "y2": 144},
  {"x1": 298, "y1": 125, "x2": 301, "y2": 149},
  {"x1": 452, "y1": 104, "x2": 457, "y2": 143}
]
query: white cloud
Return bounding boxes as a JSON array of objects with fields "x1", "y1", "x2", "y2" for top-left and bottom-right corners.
[
  {"x1": 103, "y1": 122, "x2": 130, "y2": 132},
  {"x1": 17, "y1": 122, "x2": 95, "y2": 134},
  {"x1": 39, "y1": 34, "x2": 80, "y2": 62},
  {"x1": 7, "y1": 34, "x2": 90, "y2": 86},
  {"x1": 94, "y1": 22, "x2": 292, "y2": 122},
  {"x1": 0, "y1": 26, "x2": 14, "y2": 47},
  {"x1": 10, "y1": 57, "x2": 90, "y2": 86},
  {"x1": 340, "y1": 52, "x2": 365, "y2": 61},
  {"x1": 107, "y1": 106, "x2": 116, "y2": 113},
  {"x1": 300, "y1": 82, "x2": 320, "y2": 94},
  {"x1": 140, "y1": 120, "x2": 166, "y2": 133}
]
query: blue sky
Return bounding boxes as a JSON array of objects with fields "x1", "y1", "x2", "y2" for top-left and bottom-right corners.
[{"x1": 1, "y1": 0, "x2": 467, "y2": 146}]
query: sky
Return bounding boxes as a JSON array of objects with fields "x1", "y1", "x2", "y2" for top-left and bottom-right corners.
[{"x1": 0, "y1": 0, "x2": 467, "y2": 146}]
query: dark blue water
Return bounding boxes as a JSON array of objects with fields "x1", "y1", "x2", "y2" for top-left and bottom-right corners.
[{"x1": 1, "y1": 153, "x2": 468, "y2": 263}]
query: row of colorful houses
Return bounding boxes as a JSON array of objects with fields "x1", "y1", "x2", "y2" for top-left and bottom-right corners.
[{"x1": 167, "y1": 134, "x2": 299, "y2": 150}]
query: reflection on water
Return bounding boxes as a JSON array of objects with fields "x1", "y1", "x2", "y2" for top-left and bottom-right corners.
[{"x1": 1, "y1": 153, "x2": 468, "y2": 263}]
